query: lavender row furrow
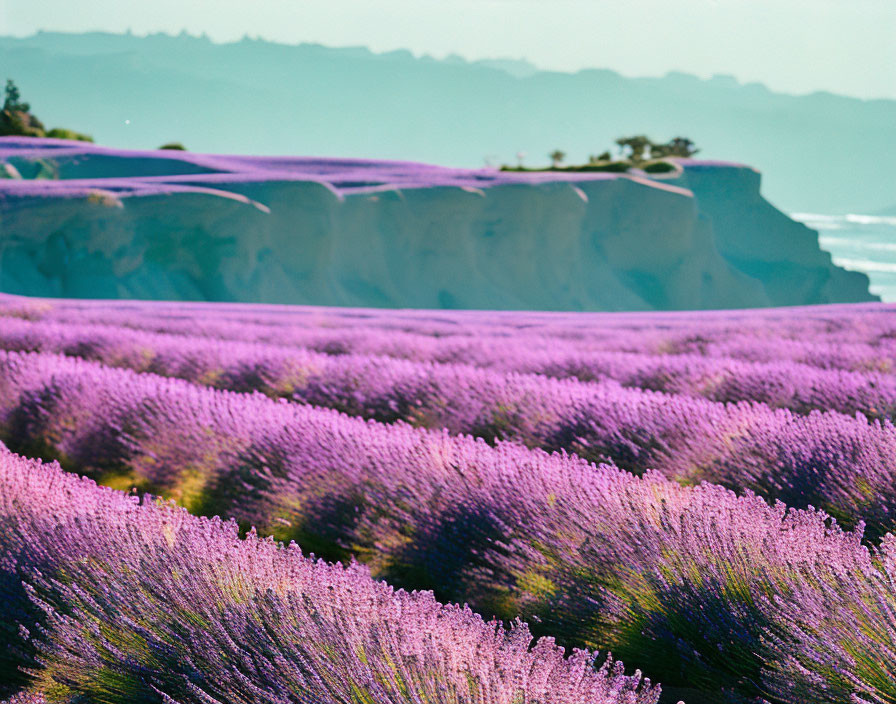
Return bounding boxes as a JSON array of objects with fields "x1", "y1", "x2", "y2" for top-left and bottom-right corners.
[
  {"x1": 0, "y1": 449, "x2": 658, "y2": 704},
  {"x1": 0, "y1": 350, "x2": 894, "y2": 701}
]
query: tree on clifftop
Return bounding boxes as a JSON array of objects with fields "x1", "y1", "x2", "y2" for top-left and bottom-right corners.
[
  {"x1": 0, "y1": 79, "x2": 92, "y2": 141},
  {"x1": 549, "y1": 149, "x2": 566, "y2": 168},
  {"x1": 3, "y1": 79, "x2": 29, "y2": 113},
  {"x1": 501, "y1": 134, "x2": 700, "y2": 173},
  {"x1": 651, "y1": 136, "x2": 700, "y2": 159},
  {"x1": 0, "y1": 79, "x2": 45, "y2": 137},
  {"x1": 615, "y1": 135, "x2": 651, "y2": 164}
]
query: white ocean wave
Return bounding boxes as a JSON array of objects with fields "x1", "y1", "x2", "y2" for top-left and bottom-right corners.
[
  {"x1": 792, "y1": 212, "x2": 896, "y2": 228},
  {"x1": 819, "y1": 237, "x2": 896, "y2": 253},
  {"x1": 813, "y1": 213, "x2": 896, "y2": 301},
  {"x1": 791, "y1": 213, "x2": 848, "y2": 230},
  {"x1": 845, "y1": 214, "x2": 896, "y2": 227},
  {"x1": 791, "y1": 212, "x2": 843, "y2": 222},
  {"x1": 831, "y1": 257, "x2": 896, "y2": 274}
]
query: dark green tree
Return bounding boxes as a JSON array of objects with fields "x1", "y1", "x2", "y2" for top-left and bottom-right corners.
[
  {"x1": 588, "y1": 151, "x2": 613, "y2": 164},
  {"x1": 650, "y1": 137, "x2": 699, "y2": 159},
  {"x1": 3, "y1": 79, "x2": 29, "y2": 113},
  {"x1": 649, "y1": 142, "x2": 671, "y2": 159},
  {"x1": 0, "y1": 79, "x2": 44, "y2": 137},
  {"x1": 615, "y1": 135, "x2": 651, "y2": 164},
  {"x1": 0, "y1": 79, "x2": 91, "y2": 141},
  {"x1": 549, "y1": 149, "x2": 566, "y2": 168},
  {"x1": 667, "y1": 136, "x2": 699, "y2": 157}
]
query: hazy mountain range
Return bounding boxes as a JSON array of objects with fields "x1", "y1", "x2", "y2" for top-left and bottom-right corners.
[{"x1": 2, "y1": 30, "x2": 894, "y2": 214}]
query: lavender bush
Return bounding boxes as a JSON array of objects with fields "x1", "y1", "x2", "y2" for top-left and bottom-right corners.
[{"x1": 0, "y1": 449, "x2": 658, "y2": 704}]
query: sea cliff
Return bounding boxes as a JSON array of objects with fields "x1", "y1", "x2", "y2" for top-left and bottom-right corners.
[{"x1": 0, "y1": 138, "x2": 876, "y2": 310}]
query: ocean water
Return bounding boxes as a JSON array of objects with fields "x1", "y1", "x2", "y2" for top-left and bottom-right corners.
[{"x1": 791, "y1": 213, "x2": 896, "y2": 302}]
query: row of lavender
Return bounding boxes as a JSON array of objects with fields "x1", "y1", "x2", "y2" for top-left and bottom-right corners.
[
  {"x1": 3, "y1": 293, "x2": 893, "y2": 340},
  {"x1": 0, "y1": 449, "x2": 657, "y2": 704},
  {"x1": 4, "y1": 294, "x2": 896, "y2": 373},
  {"x1": 3, "y1": 316, "x2": 896, "y2": 420},
  {"x1": 2, "y1": 323, "x2": 896, "y2": 540},
  {"x1": 1, "y1": 350, "x2": 895, "y2": 702}
]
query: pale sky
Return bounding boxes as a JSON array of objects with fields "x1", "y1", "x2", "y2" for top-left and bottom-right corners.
[{"x1": 2, "y1": 0, "x2": 895, "y2": 99}]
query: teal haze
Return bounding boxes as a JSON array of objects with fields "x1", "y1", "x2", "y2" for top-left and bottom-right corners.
[
  {"x1": 3, "y1": 0, "x2": 895, "y2": 100},
  {"x1": 1, "y1": 31, "x2": 893, "y2": 214}
]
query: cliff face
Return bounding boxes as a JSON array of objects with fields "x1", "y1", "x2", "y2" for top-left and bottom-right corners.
[
  {"x1": 667, "y1": 162, "x2": 875, "y2": 306},
  {"x1": 0, "y1": 138, "x2": 876, "y2": 310}
]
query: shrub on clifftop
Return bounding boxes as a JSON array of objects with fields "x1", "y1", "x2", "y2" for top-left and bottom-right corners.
[
  {"x1": 0, "y1": 79, "x2": 92, "y2": 142},
  {"x1": 44, "y1": 127, "x2": 93, "y2": 143},
  {"x1": 0, "y1": 80, "x2": 44, "y2": 138},
  {"x1": 503, "y1": 135, "x2": 699, "y2": 172}
]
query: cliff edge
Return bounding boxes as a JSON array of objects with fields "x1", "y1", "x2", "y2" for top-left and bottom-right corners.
[{"x1": 0, "y1": 138, "x2": 876, "y2": 310}]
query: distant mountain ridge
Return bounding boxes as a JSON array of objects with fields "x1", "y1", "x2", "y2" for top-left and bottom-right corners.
[{"x1": 1, "y1": 30, "x2": 893, "y2": 213}]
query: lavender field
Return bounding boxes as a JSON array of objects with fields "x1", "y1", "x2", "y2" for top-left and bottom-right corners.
[{"x1": 0, "y1": 293, "x2": 895, "y2": 703}]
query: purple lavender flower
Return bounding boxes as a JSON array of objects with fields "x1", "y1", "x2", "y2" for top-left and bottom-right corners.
[{"x1": 0, "y1": 449, "x2": 659, "y2": 704}]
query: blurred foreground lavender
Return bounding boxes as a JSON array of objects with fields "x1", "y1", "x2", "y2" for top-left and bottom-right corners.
[{"x1": 0, "y1": 450, "x2": 658, "y2": 704}]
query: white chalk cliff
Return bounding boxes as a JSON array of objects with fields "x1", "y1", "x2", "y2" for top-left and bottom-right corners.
[{"x1": 0, "y1": 138, "x2": 876, "y2": 310}]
